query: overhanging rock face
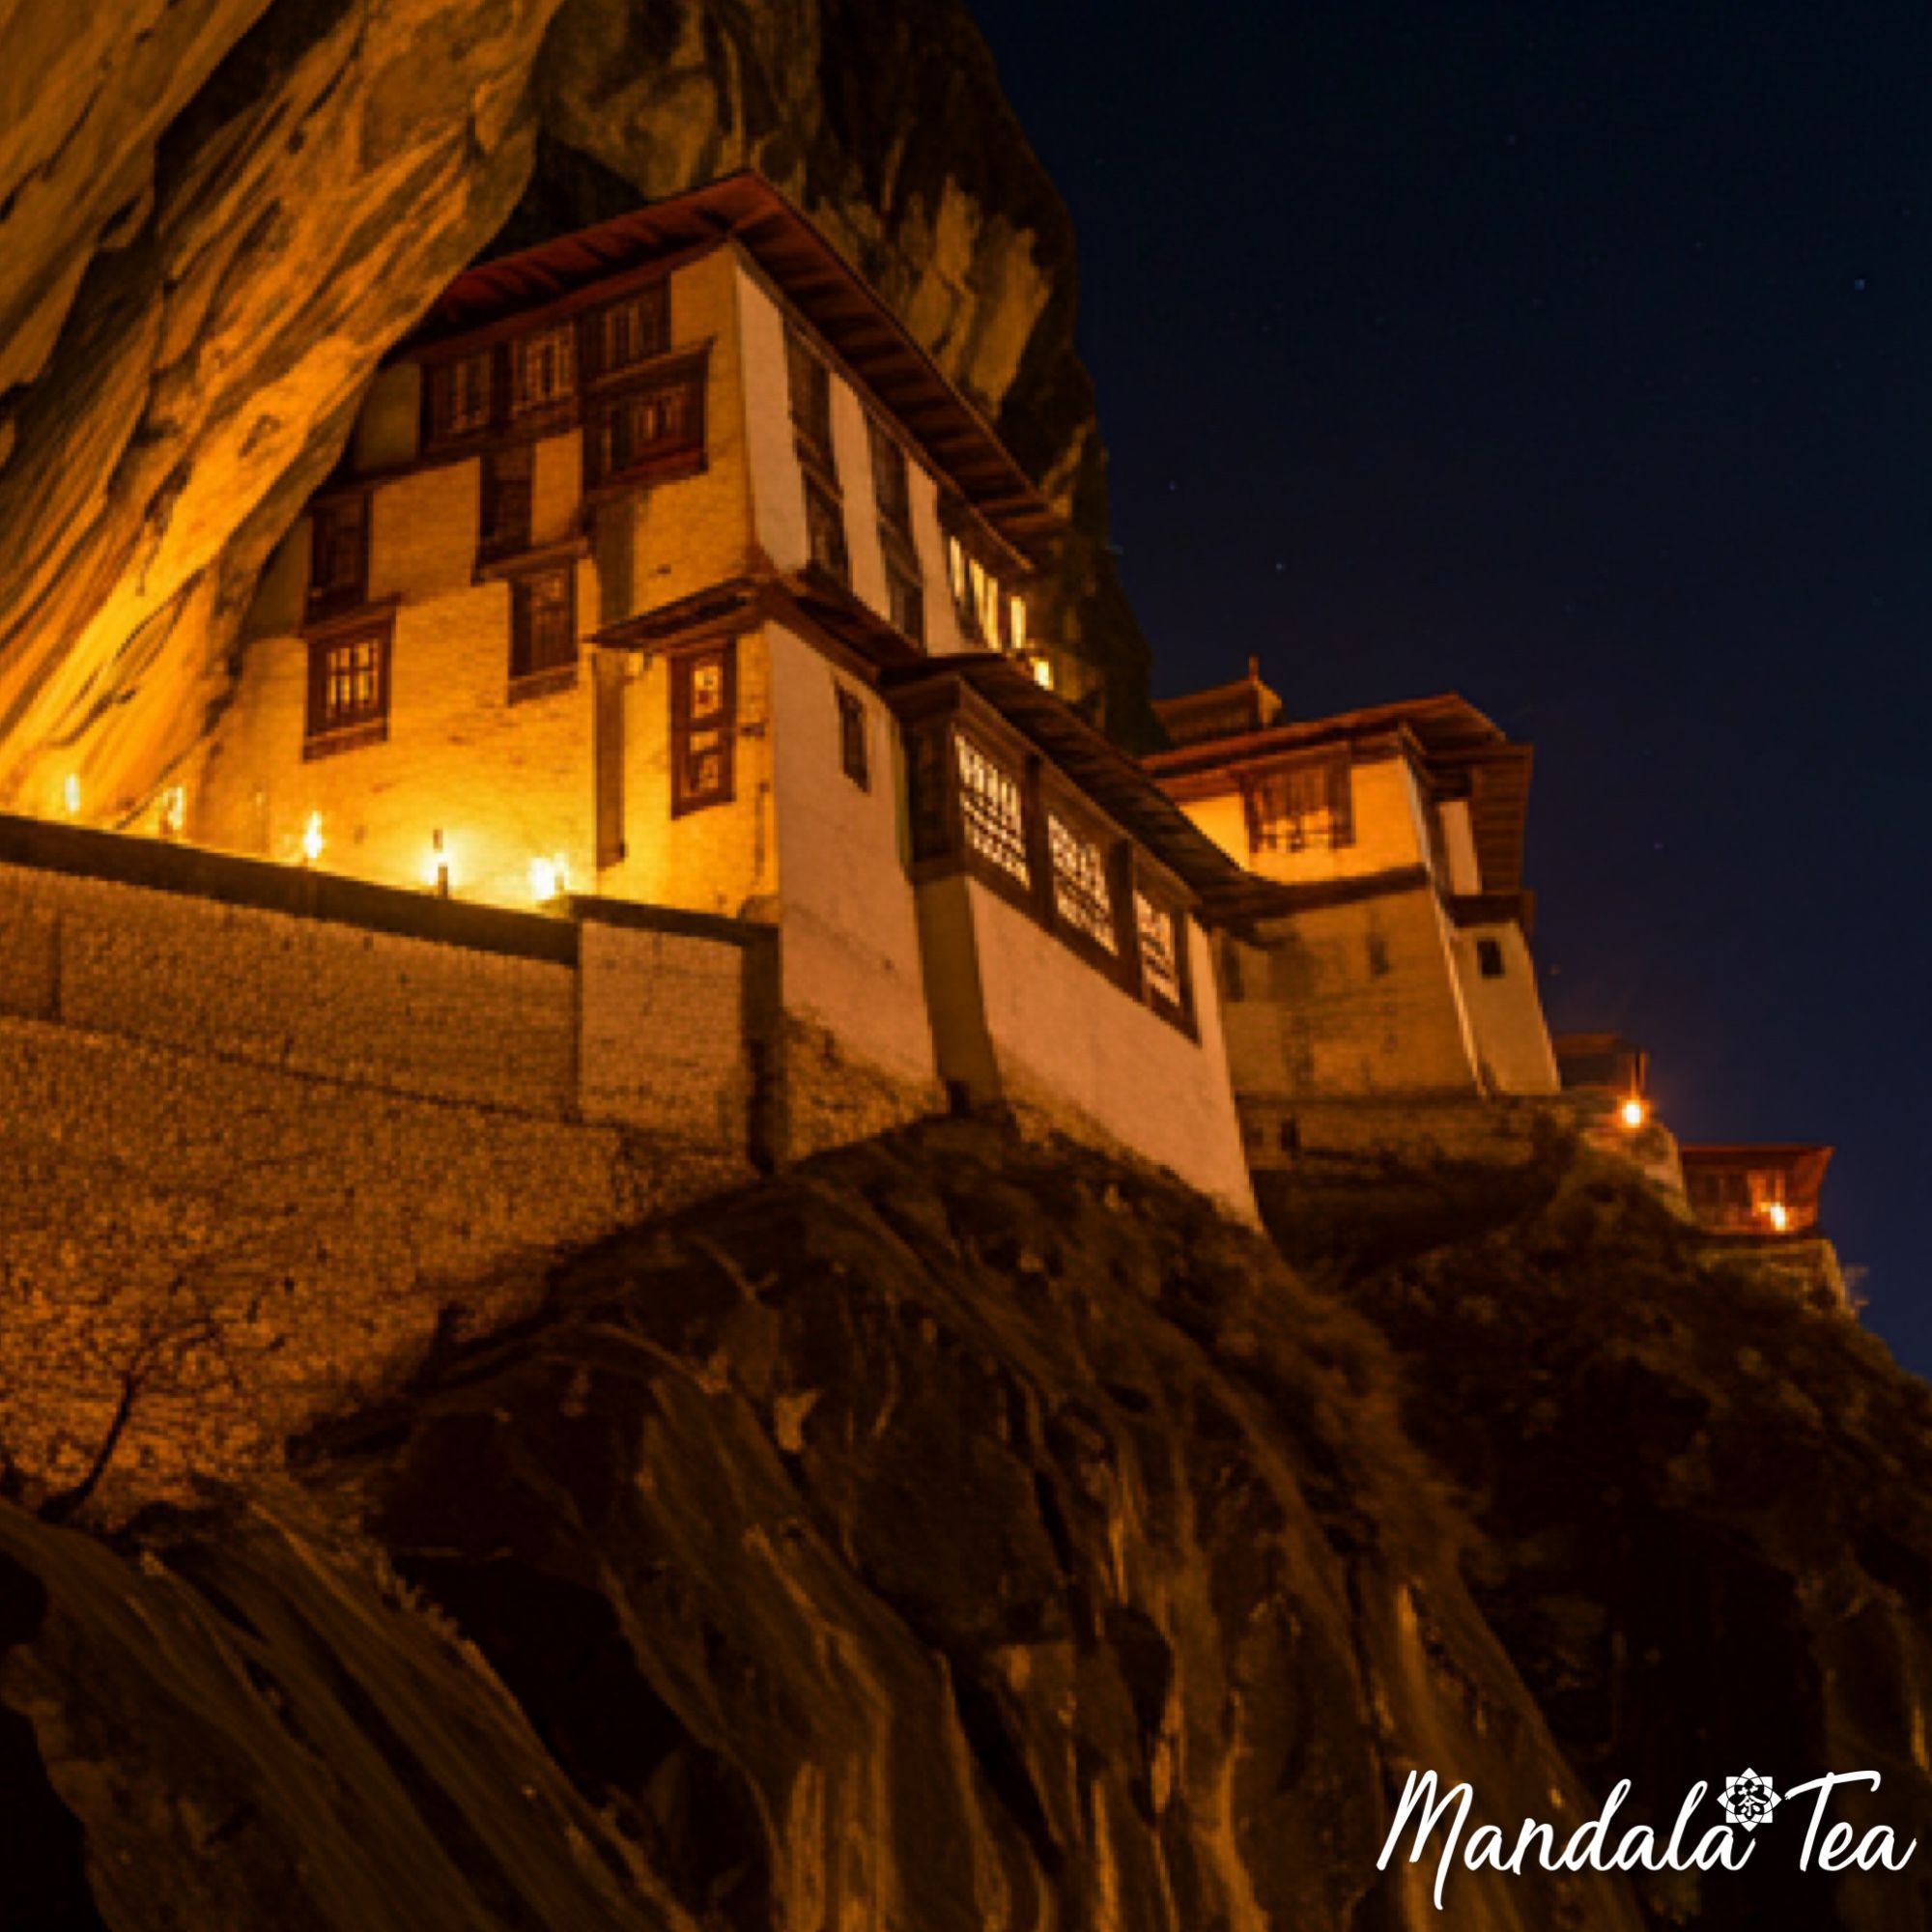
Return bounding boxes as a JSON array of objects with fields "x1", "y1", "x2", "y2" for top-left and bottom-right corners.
[{"x1": 0, "y1": 0, "x2": 1152, "y2": 825}]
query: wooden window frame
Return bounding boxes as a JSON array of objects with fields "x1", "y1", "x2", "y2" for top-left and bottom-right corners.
[
  {"x1": 306, "y1": 493, "x2": 370, "y2": 621},
  {"x1": 669, "y1": 639, "x2": 737, "y2": 817},
  {"x1": 422, "y1": 347, "x2": 498, "y2": 450},
  {"x1": 787, "y1": 327, "x2": 837, "y2": 478},
  {"x1": 511, "y1": 323, "x2": 577, "y2": 422},
  {"x1": 303, "y1": 613, "x2": 393, "y2": 758},
  {"x1": 1134, "y1": 882, "x2": 1194, "y2": 1029},
  {"x1": 1044, "y1": 803, "x2": 1121, "y2": 965},
  {"x1": 584, "y1": 352, "x2": 709, "y2": 494},
  {"x1": 1243, "y1": 756, "x2": 1356, "y2": 855},
  {"x1": 836, "y1": 684, "x2": 870, "y2": 792},
  {"x1": 508, "y1": 564, "x2": 579, "y2": 700},
  {"x1": 868, "y1": 416, "x2": 914, "y2": 545},
  {"x1": 584, "y1": 283, "x2": 671, "y2": 385},
  {"x1": 941, "y1": 508, "x2": 1024, "y2": 653},
  {"x1": 477, "y1": 442, "x2": 534, "y2": 566},
  {"x1": 884, "y1": 548, "x2": 925, "y2": 644},
  {"x1": 805, "y1": 469, "x2": 851, "y2": 585},
  {"x1": 897, "y1": 689, "x2": 1200, "y2": 1036},
  {"x1": 953, "y1": 730, "x2": 1034, "y2": 902}
]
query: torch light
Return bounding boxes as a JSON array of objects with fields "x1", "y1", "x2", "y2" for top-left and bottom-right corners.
[
  {"x1": 301, "y1": 811, "x2": 325, "y2": 867},
  {"x1": 528, "y1": 855, "x2": 569, "y2": 903},
  {"x1": 1768, "y1": 1201, "x2": 1790, "y2": 1234},
  {"x1": 1619, "y1": 1096, "x2": 1647, "y2": 1131},
  {"x1": 62, "y1": 774, "x2": 80, "y2": 818},
  {"x1": 427, "y1": 829, "x2": 450, "y2": 898}
]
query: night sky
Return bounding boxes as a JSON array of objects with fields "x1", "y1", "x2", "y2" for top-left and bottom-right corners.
[{"x1": 970, "y1": 0, "x2": 1930, "y2": 1367}]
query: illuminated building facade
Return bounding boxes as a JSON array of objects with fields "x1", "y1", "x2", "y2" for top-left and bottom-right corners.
[
  {"x1": 1144, "y1": 663, "x2": 1560, "y2": 1166},
  {"x1": 175, "y1": 173, "x2": 1254, "y2": 1208}
]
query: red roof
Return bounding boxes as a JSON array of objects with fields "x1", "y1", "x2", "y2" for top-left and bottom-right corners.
[{"x1": 400, "y1": 172, "x2": 1062, "y2": 565}]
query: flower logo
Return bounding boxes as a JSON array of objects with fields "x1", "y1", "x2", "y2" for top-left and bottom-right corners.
[{"x1": 1719, "y1": 1769, "x2": 1781, "y2": 1830}]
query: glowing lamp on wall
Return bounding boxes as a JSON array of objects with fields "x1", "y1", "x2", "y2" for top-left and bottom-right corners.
[
  {"x1": 426, "y1": 829, "x2": 451, "y2": 898},
  {"x1": 1768, "y1": 1201, "x2": 1791, "y2": 1234},
  {"x1": 528, "y1": 855, "x2": 569, "y2": 903},
  {"x1": 1032, "y1": 657, "x2": 1055, "y2": 691},
  {"x1": 301, "y1": 811, "x2": 325, "y2": 867},
  {"x1": 1619, "y1": 1097, "x2": 1647, "y2": 1131},
  {"x1": 156, "y1": 786, "x2": 185, "y2": 841},
  {"x1": 62, "y1": 775, "x2": 80, "y2": 818}
]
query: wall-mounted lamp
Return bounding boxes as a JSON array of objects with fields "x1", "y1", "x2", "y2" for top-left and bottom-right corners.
[
  {"x1": 157, "y1": 786, "x2": 185, "y2": 841},
  {"x1": 301, "y1": 811, "x2": 325, "y2": 867},
  {"x1": 1619, "y1": 1097, "x2": 1647, "y2": 1131},
  {"x1": 62, "y1": 775, "x2": 80, "y2": 818},
  {"x1": 427, "y1": 828, "x2": 450, "y2": 898},
  {"x1": 528, "y1": 855, "x2": 569, "y2": 903}
]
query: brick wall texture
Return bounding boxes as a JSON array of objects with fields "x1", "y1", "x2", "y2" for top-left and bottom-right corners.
[{"x1": 0, "y1": 854, "x2": 767, "y2": 1500}]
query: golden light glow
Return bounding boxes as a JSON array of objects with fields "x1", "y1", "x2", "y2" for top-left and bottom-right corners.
[
  {"x1": 1032, "y1": 657, "x2": 1054, "y2": 691},
  {"x1": 528, "y1": 855, "x2": 569, "y2": 902},
  {"x1": 1768, "y1": 1201, "x2": 1790, "y2": 1234},
  {"x1": 1620, "y1": 1097, "x2": 1647, "y2": 1130},
  {"x1": 426, "y1": 829, "x2": 451, "y2": 897},
  {"x1": 301, "y1": 811, "x2": 325, "y2": 866},
  {"x1": 157, "y1": 785, "x2": 185, "y2": 840},
  {"x1": 62, "y1": 774, "x2": 80, "y2": 817}
]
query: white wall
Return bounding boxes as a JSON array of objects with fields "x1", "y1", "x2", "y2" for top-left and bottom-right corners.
[
  {"x1": 1173, "y1": 754, "x2": 1429, "y2": 888},
  {"x1": 1451, "y1": 921, "x2": 1560, "y2": 1095},
  {"x1": 1438, "y1": 797, "x2": 1483, "y2": 895},
  {"x1": 766, "y1": 621, "x2": 938, "y2": 1091},
  {"x1": 931, "y1": 873, "x2": 1256, "y2": 1218},
  {"x1": 733, "y1": 256, "x2": 970, "y2": 656}
]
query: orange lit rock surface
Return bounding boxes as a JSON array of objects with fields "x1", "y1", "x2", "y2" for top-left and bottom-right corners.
[{"x1": 0, "y1": 0, "x2": 1150, "y2": 826}]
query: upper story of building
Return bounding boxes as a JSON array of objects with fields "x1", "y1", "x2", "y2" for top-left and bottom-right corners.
[
  {"x1": 246, "y1": 170, "x2": 1064, "y2": 739},
  {"x1": 1144, "y1": 662, "x2": 1535, "y2": 928}
]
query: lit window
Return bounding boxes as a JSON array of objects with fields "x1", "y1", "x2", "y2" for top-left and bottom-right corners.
[
  {"x1": 307, "y1": 496, "x2": 368, "y2": 616},
  {"x1": 971, "y1": 555, "x2": 1001, "y2": 647},
  {"x1": 1245, "y1": 760, "x2": 1354, "y2": 853},
  {"x1": 305, "y1": 620, "x2": 390, "y2": 753},
  {"x1": 955, "y1": 734, "x2": 1029, "y2": 884},
  {"x1": 671, "y1": 642, "x2": 735, "y2": 814},
  {"x1": 479, "y1": 443, "x2": 533, "y2": 561},
  {"x1": 589, "y1": 363, "x2": 705, "y2": 486},
  {"x1": 1138, "y1": 893, "x2": 1184, "y2": 1008},
  {"x1": 593, "y1": 285, "x2": 668, "y2": 378},
  {"x1": 836, "y1": 686, "x2": 869, "y2": 790},
  {"x1": 1049, "y1": 813, "x2": 1116, "y2": 952},
  {"x1": 513, "y1": 326, "x2": 576, "y2": 414},
  {"x1": 509, "y1": 568, "x2": 576, "y2": 690},
  {"x1": 943, "y1": 509, "x2": 1023, "y2": 655}
]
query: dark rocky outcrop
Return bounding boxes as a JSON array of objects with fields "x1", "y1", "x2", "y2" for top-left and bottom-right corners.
[
  {"x1": 1293, "y1": 1153, "x2": 1932, "y2": 1931},
  {"x1": 0, "y1": 1122, "x2": 1641, "y2": 1931},
  {"x1": 0, "y1": 0, "x2": 1151, "y2": 826},
  {"x1": 2, "y1": 1122, "x2": 1927, "y2": 1928}
]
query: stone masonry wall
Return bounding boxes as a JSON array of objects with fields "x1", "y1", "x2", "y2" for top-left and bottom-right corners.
[{"x1": 0, "y1": 819, "x2": 766, "y2": 1503}]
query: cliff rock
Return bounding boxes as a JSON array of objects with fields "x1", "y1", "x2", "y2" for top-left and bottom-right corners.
[
  {"x1": 1, "y1": 1122, "x2": 1643, "y2": 1932},
  {"x1": 4, "y1": 1123, "x2": 1928, "y2": 1928},
  {"x1": 0, "y1": 0, "x2": 1150, "y2": 827}
]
